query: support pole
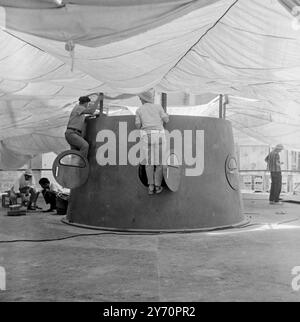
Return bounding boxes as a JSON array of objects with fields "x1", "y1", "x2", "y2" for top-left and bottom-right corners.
[
  {"x1": 99, "y1": 92, "x2": 104, "y2": 114},
  {"x1": 223, "y1": 94, "x2": 228, "y2": 119},
  {"x1": 219, "y1": 94, "x2": 223, "y2": 118},
  {"x1": 161, "y1": 92, "x2": 167, "y2": 112}
]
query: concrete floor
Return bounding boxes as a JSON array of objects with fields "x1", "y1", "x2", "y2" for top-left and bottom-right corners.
[{"x1": 0, "y1": 193, "x2": 300, "y2": 302}]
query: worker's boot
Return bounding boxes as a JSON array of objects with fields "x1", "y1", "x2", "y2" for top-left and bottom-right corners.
[
  {"x1": 155, "y1": 186, "x2": 163, "y2": 194},
  {"x1": 27, "y1": 202, "x2": 36, "y2": 210},
  {"x1": 148, "y1": 184, "x2": 155, "y2": 195}
]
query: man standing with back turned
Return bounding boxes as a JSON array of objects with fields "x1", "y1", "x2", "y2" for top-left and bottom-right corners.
[
  {"x1": 135, "y1": 90, "x2": 169, "y2": 195},
  {"x1": 265, "y1": 144, "x2": 284, "y2": 205},
  {"x1": 65, "y1": 94, "x2": 101, "y2": 159}
]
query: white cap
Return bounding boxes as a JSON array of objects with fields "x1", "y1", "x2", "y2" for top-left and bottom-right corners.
[
  {"x1": 24, "y1": 169, "x2": 33, "y2": 176},
  {"x1": 138, "y1": 90, "x2": 154, "y2": 103},
  {"x1": 275, "y1": 144, "x2": 284, "y2": 150}
]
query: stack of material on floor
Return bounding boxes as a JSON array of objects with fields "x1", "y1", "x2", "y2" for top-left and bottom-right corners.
[{"x1": 7, "y1": 205, "x2": 26, "y2": 216}]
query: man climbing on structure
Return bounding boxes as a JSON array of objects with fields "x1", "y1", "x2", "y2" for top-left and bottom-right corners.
[
  {"x1": 65, "y1": 94, "x2": 101, "y2": 159},
  {"x1": 135, "y1": 89, "x2": 169, "y2": 195}
]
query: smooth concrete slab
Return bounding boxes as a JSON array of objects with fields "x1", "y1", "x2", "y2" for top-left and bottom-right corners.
[{"x1": 0, "y1": 194, "x2": 300, "y2": 302}]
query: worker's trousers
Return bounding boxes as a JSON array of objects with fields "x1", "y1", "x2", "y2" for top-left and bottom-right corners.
[
  {"x1": 65, "y1": 129, "x2": 89, "y2": 159},
  {"x1": 269, "y1": 171, "x2": 282, "y2": 202},
  {"x1": 141, "y1": 130, "x2": 166, "y2": 187}
]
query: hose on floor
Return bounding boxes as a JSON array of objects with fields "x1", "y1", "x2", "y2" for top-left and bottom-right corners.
[{"x1": 0, "y1": 222, "x2": 256, "y2": 243}]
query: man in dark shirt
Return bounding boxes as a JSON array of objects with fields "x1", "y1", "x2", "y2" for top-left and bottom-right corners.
[
  {"x1": 38, "y1": 177, "x2": 60, "y2": 212},
  {"x1": 265, "y1": 144, "x2": 284, "y2": 204},
  {"x1": 65, "y1": 94, "x2": 101, "y2": 159}
]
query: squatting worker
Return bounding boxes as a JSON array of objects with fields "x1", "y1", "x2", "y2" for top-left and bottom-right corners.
[
  {"x1": 10, "y1": 169, "x2": 39, "y2": 210},
  {"x1": 265, "y1": 144, "x2": 284, "y2": 205},
  {"x1": 65, "y1": 94, "x2": 101, "y2": 159},
  {"x1": 38, "y1": 177, "x2": 61, "y2": 213},
  {"x1": 135, "y1": 89, "x2": 169, "y2": 195}
]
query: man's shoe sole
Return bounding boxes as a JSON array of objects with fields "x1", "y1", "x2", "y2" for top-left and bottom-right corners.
[{"x1": 155, "y1": 188, "x2": 163, "y2": 194}]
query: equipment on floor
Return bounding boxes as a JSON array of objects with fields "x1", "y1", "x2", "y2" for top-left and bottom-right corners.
[{"x1": 7, "y1": 205, "x2": 27, "y2": 216}]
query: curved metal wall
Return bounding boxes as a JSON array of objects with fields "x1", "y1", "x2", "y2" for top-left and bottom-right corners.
[{"x1": 65, "y1": 115, "x2": 245, "y2": 231}]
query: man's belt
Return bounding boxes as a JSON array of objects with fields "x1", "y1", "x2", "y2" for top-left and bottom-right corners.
[{"x1": 67, "y1": 127, "x2": 82, "y2": 133}]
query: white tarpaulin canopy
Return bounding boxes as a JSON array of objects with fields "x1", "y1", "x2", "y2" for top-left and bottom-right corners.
[{"x1": 0, "y1": 0, "x2": 300, "y2": 168}]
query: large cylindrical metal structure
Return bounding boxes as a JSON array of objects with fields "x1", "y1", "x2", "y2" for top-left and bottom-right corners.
[{"x1": 64, "y1": 115, "x2": 245, "y2": 231}]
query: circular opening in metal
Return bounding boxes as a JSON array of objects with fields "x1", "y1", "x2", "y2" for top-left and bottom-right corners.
[
  {"x1": 225, "y1": 155, "x2": 239, "y2": 190},
  {"x1": 138, "y1": 164, "x2": 167, "y2": 188},
  {"x1": 163, "y1": 152, "x2": 181, "y2": 192},
  {"x1": 52, "y1": 150, "x2": 89, "y2": 189},
  {"x1": 59, "y1": 154, "x2": 86, "y2": 168}
]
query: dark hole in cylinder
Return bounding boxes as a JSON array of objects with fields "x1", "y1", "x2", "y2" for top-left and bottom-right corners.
[{"x1": 138, "y1": 164, "x2": 167, "y2": 188}]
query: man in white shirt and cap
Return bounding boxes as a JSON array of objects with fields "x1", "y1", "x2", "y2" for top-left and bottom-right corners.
[
  {"x1": 135, "y1": 89, "x2": 169, "y2": 195},
  {"x1": 10, "y1": 169, "x2": 39, "y2": 210}
]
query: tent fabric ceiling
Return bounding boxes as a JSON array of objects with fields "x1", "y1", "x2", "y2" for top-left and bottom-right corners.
[
  {"x1": 1, "y1": 0, "x2": 220, "y2": 46},
  {"x1": 0, "y1": 0, "x2": 300, "y2": 168}
]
